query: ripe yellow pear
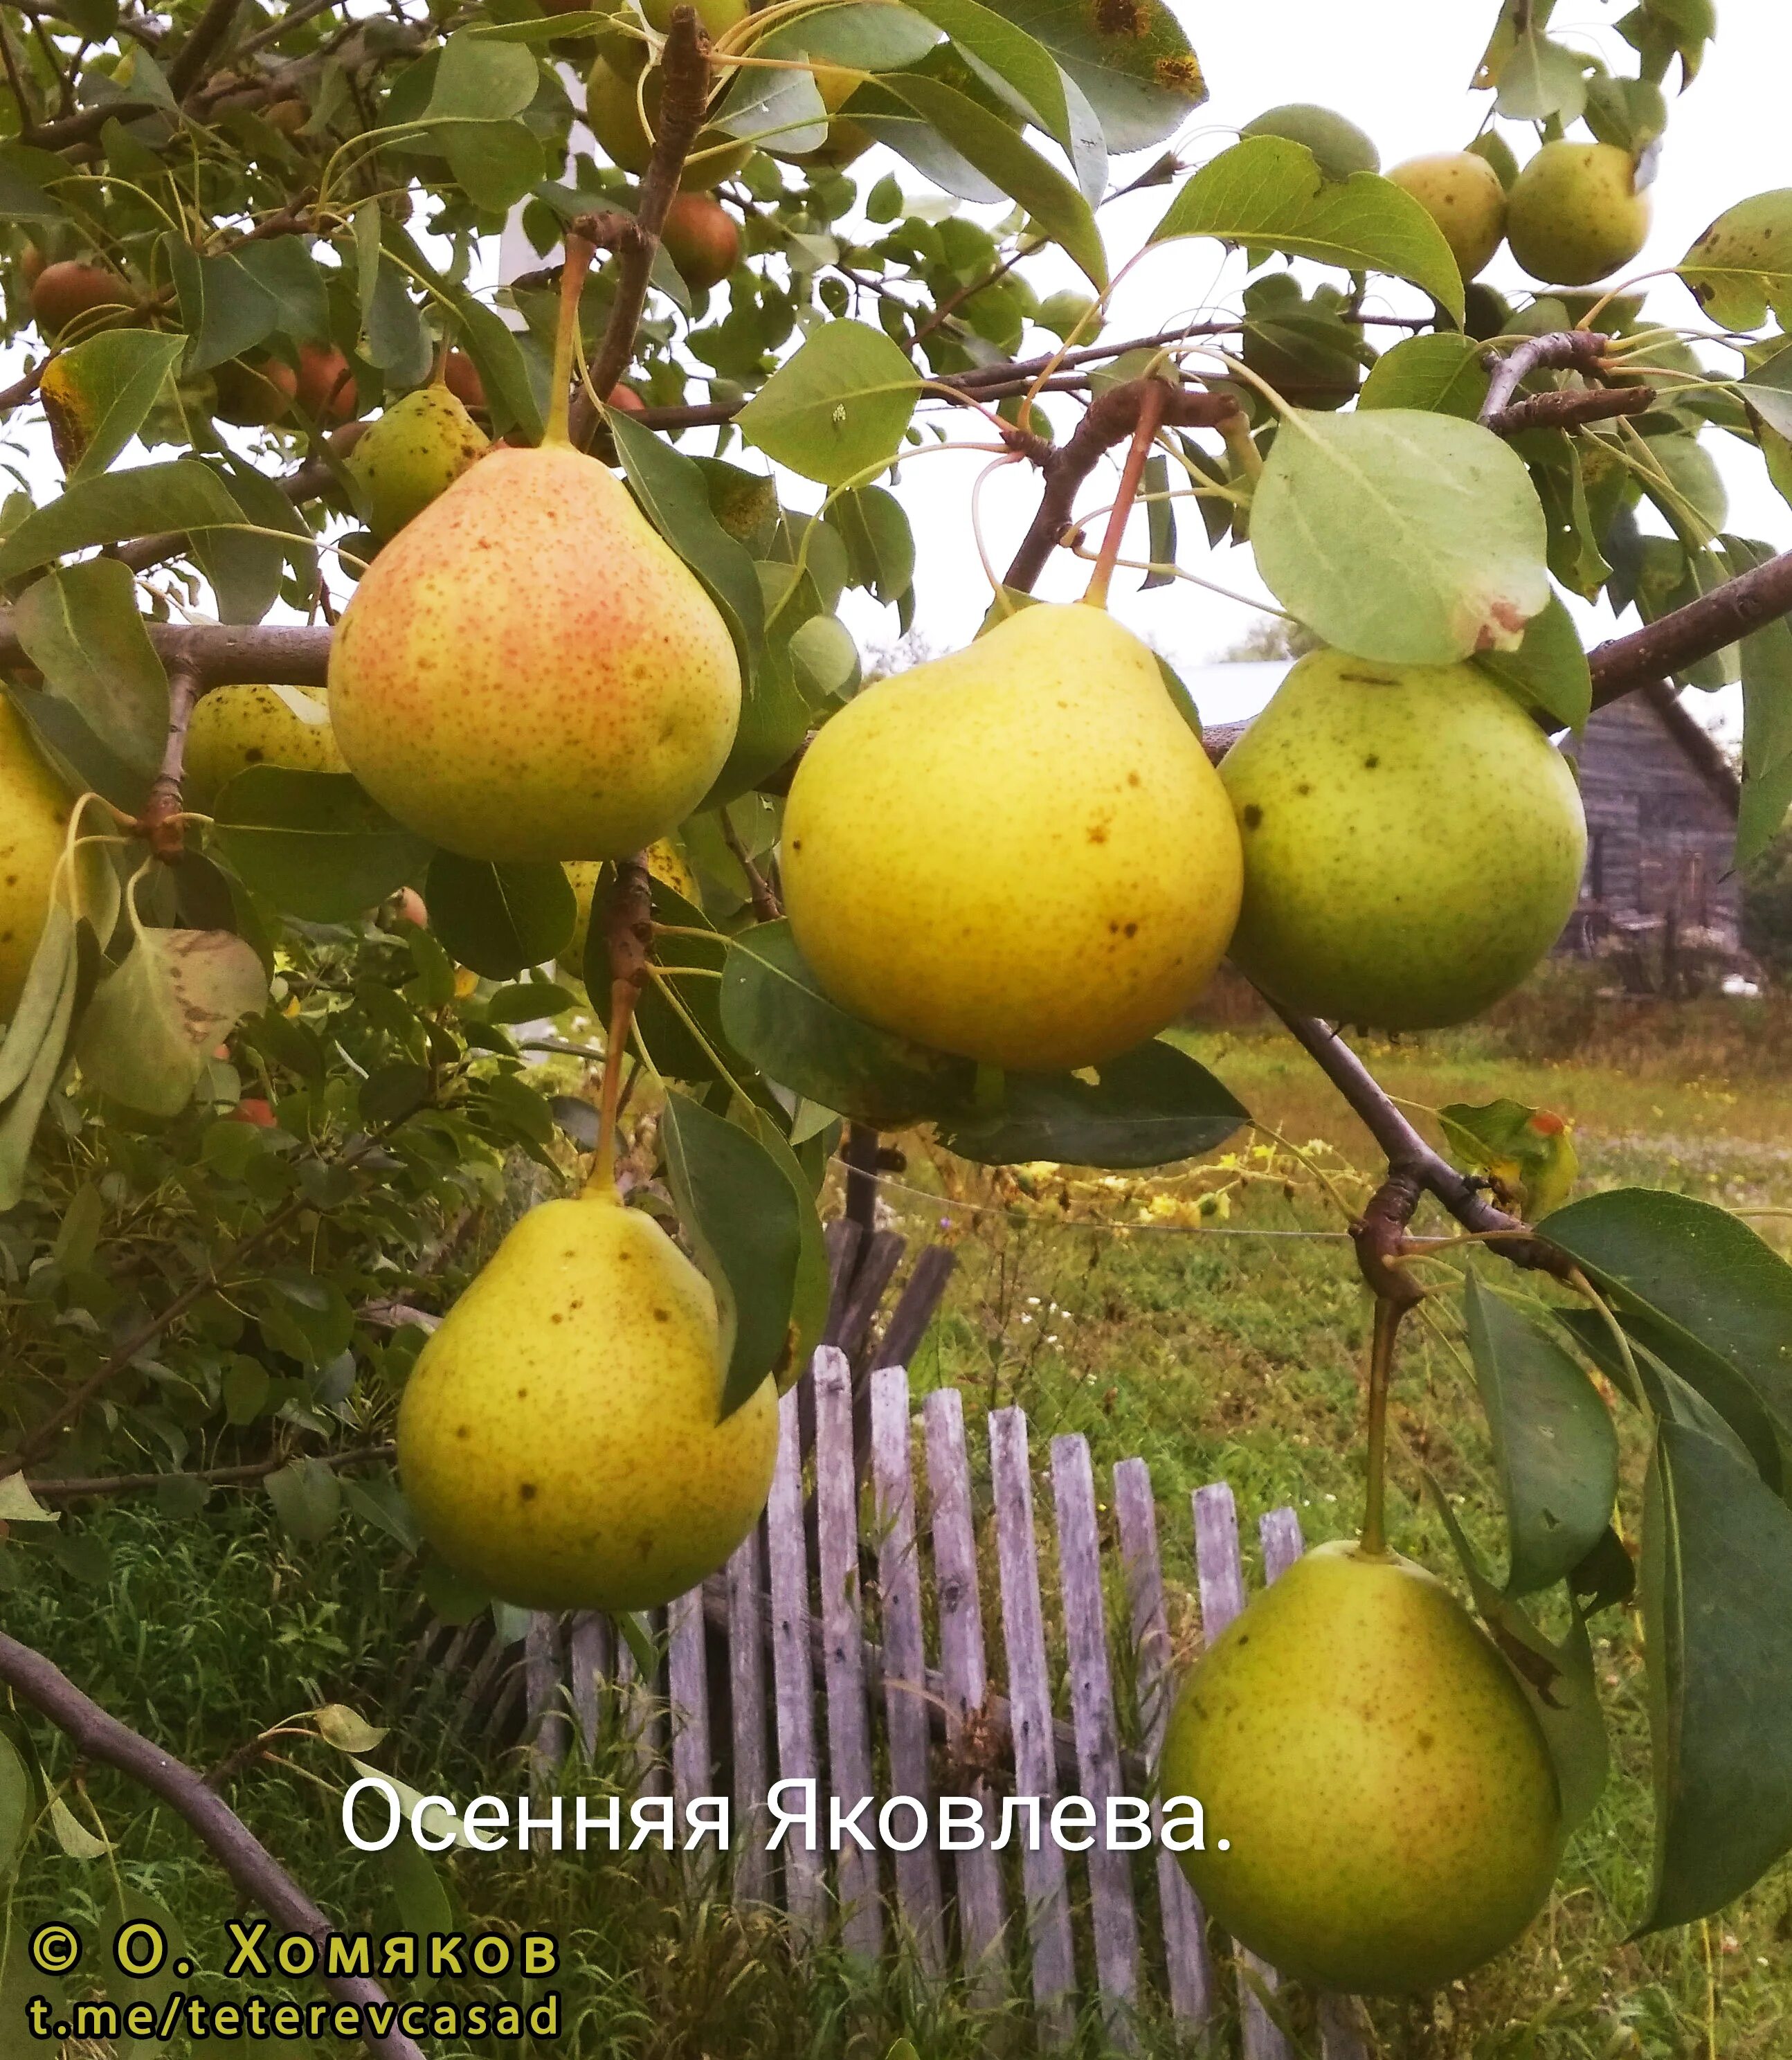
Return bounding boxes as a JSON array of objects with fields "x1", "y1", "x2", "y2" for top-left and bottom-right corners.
[
  {"x1": 0, "y1": 699, "x2": 73, "y2": 1020},
  {"x1": 1161, "y1": 1542, "x2": 1563, "y2": 1994},
  {"x1": 1507, "y1": 141, "x2": 1650, "y2": 286},
  {"x1": 327, "y1": 441, "x2": 741, "y2": 862},
  {"x1": 781, "y1": 603, "x2": 1243, "y2": 1072},
  {"x1": 1387, "y1": 152, "x2": 1507, "y2": 280},
  {"x1": 563, "y1": 841, "x2": 700, "y2": 975},
  {"x1": 1219, "y1": 650, "x2": 1585, "y2": 1029},
  {"x1": 397, "y1": 1184, "x2": 778, "y2": 1611},
  {"x1": 184, "y1": 686, "x2": 347, "y2": 809},
  {"x1": 345, "y1": 385, "x2": 487, "y2": 539}
]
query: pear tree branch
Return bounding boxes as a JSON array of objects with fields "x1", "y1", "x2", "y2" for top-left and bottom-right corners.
[
  {"x1": 137, "y1": 660, "x2": 201, "y2": 858},
  {"x1": 0, "y1": 1631, "x2": 427, "y2": 2060},
  {"x1": 1478, "y1": 329, "x2": 1656, "y2": 437}
]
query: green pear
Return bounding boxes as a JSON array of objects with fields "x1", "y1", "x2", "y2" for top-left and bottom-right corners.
[
  {"x1": 586, "y1": 45, "x2": 750, "y2": 188},
  {"x1": 184, "y1": 685, "x2": 347, "y2": 810},
  {"x1": 1387, "y1": 152, "x2": 1507, "y2": 280},
  {"x1": 0, "y1": 699, "x2": 74, "y2": 1020},
  {"x1": 1219, "y1": 650, "x2": 1585, "y2": 1029},
  {"x1": 562, "y1": 840, "x2": 700, "y2": 977},
  {"x1": 1507, "y1": 141, "x2": 1650, "y2": 287},
  {"x1": 781, "y1": 602, "x2": 1243, "y2": 1073},
  {"x1": 327, "y1": 441, "x2": 741, "y2": 862},
  {"x1": 345, "y1": 386, "x2": 488, "y2": 540},
  {"x1": 1161, "y1": 1541, "x2": 1563, "y2": 1994},
  {"x1": 1240, "y1": 104, "x2": 1379, "y2": 181},
  {"x1": 397, "y1": 1184, "x2": 778, "y2": 1611}
]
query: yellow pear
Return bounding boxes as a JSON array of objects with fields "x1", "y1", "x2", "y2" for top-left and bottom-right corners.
[
  {"x1": 781, "y1": 603, "x2": 1243, "y2": 1072},
  {"x1": 1507, "y1": 141, "x2": 1650, "y2": 286},
  {"x1": 327, "y1": 442, "x2": 741, "y2": 862},
  {"x1": 1387, "y1": 152, "x2": 1507, "y2": 280},
  {"x1": 563, "y1": 841, "x2": 700, "y2": 976},
  {"x1": 1161, "y1": 1542, "x2": 1563, "y2": 1994},
  {"x1": 184, "y1": 686, "x2": 347, "y2": 810},
  {"x1": 586, "y1": 45, "x2": 750, "y2": 188},
  {"x1": 1219, "y1": 650, "x2": 1585, "y2": 1029},
  {"x1": 0, "y1": 699, "x2": 73, "y2": 1020},
  {"x1": 397, "y1": 1184, "x2": 777, "y2": 1611},
  {"x1": 345, "y1": 386, "x2": 487, "y2": 540}
]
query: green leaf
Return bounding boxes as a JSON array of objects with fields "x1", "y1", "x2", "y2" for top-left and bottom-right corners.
[
  {"x1": 235, "y1": 235, "x2": 331, "y2": 343},
  {"x1": 1438, "y1": 1096, "x2": 1578, "y2": 1220},
  {"x1": 749, "y1": 1112, "x2": 830, "y2": 1393},
  {"x1": 660, "y1": 1092, "x2": 803, "y2": 1419},
  {"x1": 621, "y1": 878, "x2": 740, "y2": 1087},
  {"x1": 0, "y1": 142, "x2": 68, "y2": 221},
  {"x1": 880, "y1": 73, "x2": 1107, "y2": 289},
  {"x1": 0, "y1": 1734, "x2": 29, "y2": 1885},
  {"x1": 1474, "y1": 591, "x2": 1593, "y2": 731},
  {"x1": 738, "y1": 320, "x2": 922, "y2": 488},
  {"x1": 167, "y1": 240, "x2": 279, "y2": 374},
  {"x1": 1640, "y1": 1422, "x2": 1792, "y2": 1928},
  {"x1": 76, "y1": 927, "x2": 267, "y2": 1118},
  {"x1": 1465, "y1": 1278, "x2": 1620, "y2": 1598},
  {"x1": 1152, "y1": 138, "x2": 1465, "y2": 328},
  {"x1": 1357, "y1": 332, "x2": 1490, "y2": 419},
  {"x1": 213, "y1": 769, "x2": 431, "y2": 922},
  {"x1": 1539, "y1": 1189, "x2": 1792, "y2": 1476},
  {"x1": 721, "y1": 919, "x2": 977, "y2": 1128},
  {"x1": 1495, "y1": 33, "x2": 1589, "y2": 122},
  {"x1": 38, "y1": 329, "x2": 186, "y2": 482},
  {"x1": 0, "y1": 462, "x2": 243, "y2": 581},
  {"x1": 935, "y1": 1038, "x2": 1247, "y2": 1169},
  {"x1": 425, "y1": 28, "x2": 539, "y2": 119},
  {"x1": 11, "y1": 559, "x2": 167, "y2": 776},
  {"x1": 1251, "y1": 408, "x2": 1550, "y2": 663},
  {"x1": 427, "y1": 853, "x2": 574, "y2": 979},
  {"x1": 825, "y1": 483, "x2": 915, "y2": 604},
  {"x1": 998, "y1": 0, "x2": 1202, "y2": 153},
  {"x1": 0, "y1": 919, "x2": 78, "y2": 1213},
  {"x1": 0, "y1": 1475, "x2": 57, "y2": 1525},
  {"x1": 265, "y1": 1456, "x2": 343, "y2": 1544},
  {"x1": 484, "y1": 981, "x2": 577, "y2": 1025},
  {"x1": 1679, "y1": 188, "x2": 1792, "y2": 331},
  {"x1": 905, "y1": 0, "x2": 1068, "y2": 145}
]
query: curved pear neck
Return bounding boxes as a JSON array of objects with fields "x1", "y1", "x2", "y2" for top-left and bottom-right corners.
[{"x1": 578, "y1": 1165, "x2": 624, "y2": 1205}]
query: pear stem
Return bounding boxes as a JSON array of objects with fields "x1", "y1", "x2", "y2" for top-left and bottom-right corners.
[
  {"x1": 545, "y1": 234, "x2": 597, "y2": 449},
  {"x1": 1359, "y1": 1294, "x2": 1406, "y2": 1558},
  {"x1": 585, "y1": 853, "x2": 655, "y2": 1197},
  {"x1": 1083, "y1": 379, "x2": 1166, "y2": 610}
]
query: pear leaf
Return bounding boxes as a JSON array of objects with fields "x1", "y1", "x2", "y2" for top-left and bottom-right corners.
[
  {"x1": 1678, "y1": 188, "x2": 1792, "y2": 331},
  {"x1": 0, "y1": 462, "x2": 243, "y2": 581},
  {"x1": 1152, "y1": 138, "x2": 1465, "y2": 327},
  {"x1": 1438, "y1": 1098, "x2": 1578, "y2": 1219},
  {"x1": 76, "y1": 927, "x2": 267, "y2": 1118},
  {"x1": 997, "y1": 0, "x2": 1202, "y2": 153},
  {"x1": 213, "y1": 768, "x2": 431, "y2": 923},
  {"x1": 1251, "y1": 408, "x2": 1550, "y2": 662},
  {"x1": 265, "y1": 1456, "x2": 343, "y2": 1543},
  {"x1": 739, "y1": 322, "x2": 922, "y2": 488},
  {"x1": 37, "y1": 329, "x2": 185, "y2": 481},
  {"x1": 1474, "y1": 592, "x2": 1593, "y2": 731},
  {"x1": 1358, "y1": 332, "x2": 1490, "y2": 419},
  {"x1": 11, "y1": 559, "x2": 168, "y2": 776},
  {"x1": 0, "y1": 1733, "x2": 30, "y2": 1883},
  {"x1": 426, "y1": 854, "x2": 574, "y2": 980}
]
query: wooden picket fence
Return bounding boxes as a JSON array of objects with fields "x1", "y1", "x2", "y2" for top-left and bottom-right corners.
[{"x1": 491, "y1": 1348, "x2": 1369, "y2": 2060}]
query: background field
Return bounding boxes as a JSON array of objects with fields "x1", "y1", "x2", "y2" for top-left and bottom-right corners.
[{"x1": 7, "y1": 975, "x2": 1790, "y2": 2060}]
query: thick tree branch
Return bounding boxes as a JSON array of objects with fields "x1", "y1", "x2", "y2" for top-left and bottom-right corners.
[
  {"x1": 1485, "y1": 384, "x2": 1654, "y2": 437},
  {"x1": 1481, "y1": 329, "x2": 1611, "y2": 421},
  {"x1": 166, "y1": 0, "x2": 245, "y2": 99},
  {"x1": 1588, "y1": 545, "x2": 1792, "y2": 709},
  {"x1": 0, "y1": 614, "x2": 330, "y2": 687},
  {"x1": 1478, "y1": 328, "x2": 1656, "y2": 437},
  {"x1": 0, "y1": 1632, "x2": 426, "y2": 2060}
]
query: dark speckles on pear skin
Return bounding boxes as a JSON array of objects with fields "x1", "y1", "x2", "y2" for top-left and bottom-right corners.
[{"x1": 1242, "y1": 804, "x2": 1264, "y2": 831}]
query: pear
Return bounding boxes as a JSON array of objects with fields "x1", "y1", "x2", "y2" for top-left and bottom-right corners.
[
  {"x1": 327, "y1": 440, "x2": 741, "y2": 863},
  {"x1": 586, "y1": 45, "x2": 750, "y2": 188},
  {"x1": 660, "y1": 193, "x2": 741, "y2": 293},
  {"x1": 345, "y1": 386, "x2": 488, "y2": 539},
  {"x1": 1240, "y1": 104, "x2": 1379, "y2": 181},
  {"x1": 397, "y1": 1184, "x2": 778, "y2": 1611},
  {"x1": 1161, "y1": 1541, "x2": 1563, "y2": 1994},
  {"x1": 781, "y1": 602, "x2": 1242, "y2": 1073},
  {"x1": 1219, "y1": 650, "x2": 1585, "y2": 1029},
  {"x1": 184, "y1": 686, "x2": 347, "y2": 810},
  {"x1": 767, "y1": 62, "x2": 870, "y2": 168},
  {"x1": 1507, "y1": 141, "x2": 1650, "y2": 287},
  {"x1": 563, "y1": 840, "x2": 700, "y2": 975},
  {"x1": 1387, "y1": 152, "x2": 1507, "y2": 280},
  {"x1": 0, "y1": 699, "x2": 74, "y2": 1020}
]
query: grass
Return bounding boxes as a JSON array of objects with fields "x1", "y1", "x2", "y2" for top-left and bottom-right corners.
[{"x1": 4, "y1": 977, "x2": 1790, "y2": 2059}]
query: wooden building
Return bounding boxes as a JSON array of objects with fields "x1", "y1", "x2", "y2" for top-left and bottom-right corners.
[{"x1": 1559, "y1": 683, "x2": 1744, "y2": 981}]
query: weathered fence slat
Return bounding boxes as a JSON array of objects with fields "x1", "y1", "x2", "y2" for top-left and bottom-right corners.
[
  {"x1": 525, "y1": 1611, "x2": 569, "y2": 1780},
  {"x1": 1193, "y1": 1485, "x2": 1292, "y2": 2060},
  {"x1": 921, "y1": 1385, "x2": 1008, "y2": 2001},
  {"x1": 989, "y1": 1406, "x2": 1076, "y2": 2045},
  {"x1": 766, "y1": 1387, "x2": 826, "y2": 1932},
  {"x1": 667, "y1": 1583, "x2": 711, "y2": 1832},
  {"x1": 727, "y1": 1519, "x2": 772, "y2": 1907},
  {"x1": 870, "y1": 1366, "x2": 945, "y2": 1971},
  {"x1": 815, "y1": 1348, "x2": 883, "y2": 1960},
  {"x1": 1258, "y1": 1508, "x2": 1304, "y2": 1587},
  {"x1": 615, "y1": 1609, "x2": 667, "y2": 1798},
  {"x1": 829, "y1": 1230, "x2": 906, "y2": 1356},
  {"x1": 873, "y1": 1245, "x2": 958, "y2": 1377},
  {"x1": 1112, "y1": 1457, "x2": 1213, "y2": 2026},
  {"x1": 567, "y1": 1611, "x2": 610, "y2": 1760},
  {"x1": 1051, "y1": 1435, "x2": 1141, "y2": 2050}
]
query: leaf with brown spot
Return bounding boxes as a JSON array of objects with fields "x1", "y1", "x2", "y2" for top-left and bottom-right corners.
[{"x1": 75, "y1": 925, "x2": 267, "y2": 1117}]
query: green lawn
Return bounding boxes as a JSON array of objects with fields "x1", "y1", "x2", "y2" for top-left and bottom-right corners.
[{"x1": 4, "y1": 991, "x2": 1789, "y2": 2059}]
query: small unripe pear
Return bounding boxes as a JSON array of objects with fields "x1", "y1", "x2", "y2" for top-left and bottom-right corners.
[
  {"x1": 212, "y1": 356, "x2": 299, "y2": 426},
  {"x1": 1241, "y1": 103, "x2": 1379, "y2": 181},
  {"x1": 586, "y1": 46, "x2": 749, "y2": 189},
  {"x1": 1219, "y1": 650, "x2": 1586, "y2": 1029},
  {"x1": 0, "y1": 698, "x2": 73, "y2": 1020},
  {"x1": 1507, "y1": 141, "x2": 1650, "y2": 287},
  {"x1": 293, "y1": 343, "x2": 358, "y2": 424},
  {"x1": 1163, "y1": 1542, "x2": 1563, "y2": 1994},
  {"x1": 443, "y1": 349, "x2": 485, "y2": 414},
  {"x1": 184, "y1": 685, "x2": 347, "y2": 809},
  {"x1": 30, "y1": 260, "x2": 132, "y2": 338},
  {"x1": 1387, "y1": 152, "x2": 1508, "y2": 281},
  {"x1": 660, "y1": 193, "x2": 742, "y2": 292},
  {"x1": 346, "y1": 386, "x2": 489, "y2": 539}
]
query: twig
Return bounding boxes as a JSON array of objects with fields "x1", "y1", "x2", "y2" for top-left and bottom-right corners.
[
  {"x1": 28, "y1": 1442, "x2": 395, "y2": 1501},
  {"x1": 1484, "y1": 385, "x2": 1654, "y2": 437},
  {"x1": 168, "y1": 0, "x2": 248, "y2": 98},
  {"x1": 1480, "y1": 329, "x2": 1610, "y2": 422},
  {"x1": 718, "y1": 807, "x2": 781, "y2": 921},
  {"x1": 229, "y1": 0, "x2": 344, "y2": 66},
  {"x1": 138, "y1": 661, "x2": 200, "y2": 859},
  {"x1": 0, "y1": 1632, "x2": 426, "y2": 2060},
  {"x1": 1588, "y1": 545, "x2": 1792, "y2": 709}
]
